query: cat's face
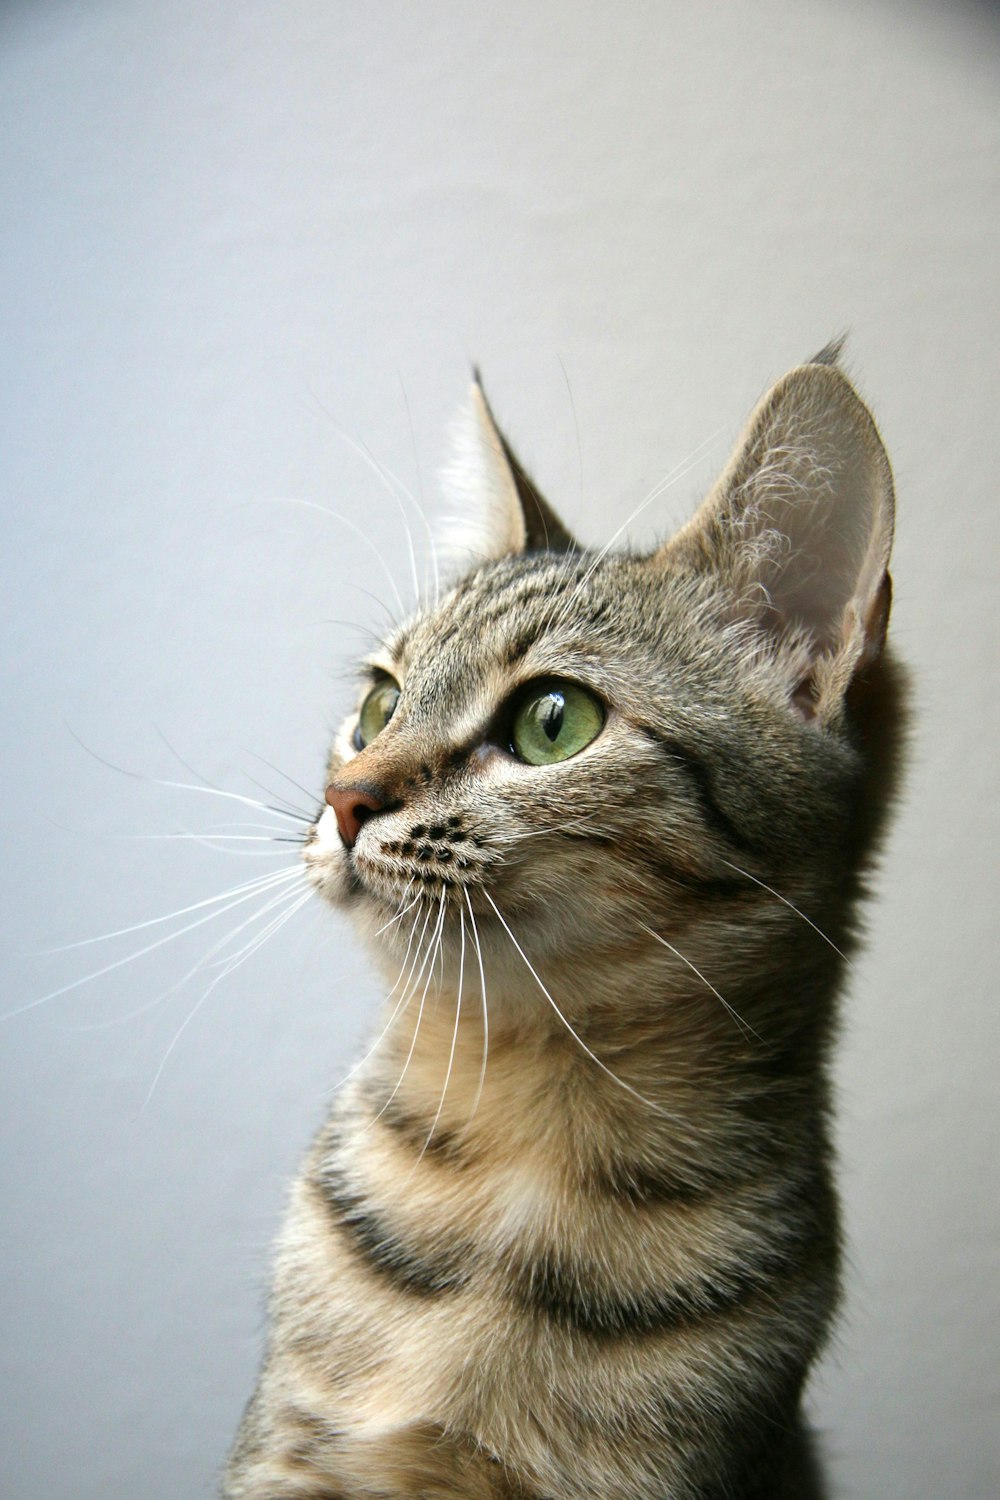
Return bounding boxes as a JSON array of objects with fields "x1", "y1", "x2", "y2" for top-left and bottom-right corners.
[
  {"x1": 305, "y1": 558, "x2": 853, "y2": 982},
  {"x1": 304, "y1": 359, "x2": 894, "y2": 993}
]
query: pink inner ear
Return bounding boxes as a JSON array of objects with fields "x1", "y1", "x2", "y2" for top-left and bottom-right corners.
[
  {"x1": 720, "y1": 370, "x2": 895, "y2": 688},
  {"x1": 790, "y1": 674, "x2": 820, "y2": 722}
]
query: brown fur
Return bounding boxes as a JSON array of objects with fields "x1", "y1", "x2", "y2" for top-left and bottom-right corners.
[{"x1": 223, "y1": 353, "x2": 904, "y2": 1499}]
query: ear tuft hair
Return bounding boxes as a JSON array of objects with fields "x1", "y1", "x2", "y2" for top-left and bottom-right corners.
[
  {"x1": 808, "y1": 334, "x2": 848, "y2": 368},
  {"x1": 437, "y1": 377, "x2": 578, "y2": 571}
]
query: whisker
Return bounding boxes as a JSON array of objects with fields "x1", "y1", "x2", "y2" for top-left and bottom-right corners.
[
  {"x1": 245, "y1": 753, "x2": 320, "y2": 815},
  {"x1": 154, "y1": 726, "x2": 313, "y2": 824},
  {"x1": 557, "y1": 353, "x2": 585, "y2": 511},
  {"x1": 397, "y1": 371, "x2": 441, "y2": 605},
  {"x1": 41, "y1": 866, "x2": 301, "y2": 953},
  {"x1": 718, "y1": 858, "x2": 851, "y2": 963},
  {"x1": 416, "y1": 906, "x2": 465, "y2": 1162},
  {"x1": 344, "y1": 584, "x2": 402, "y2": 633},
  {"x1": 148, "y1": 778, "x2": 311, "y2": 825},
  {"x1": 331, "y1": 899, "x2": 432, "y2": 1097},
  {"x1": 6, "y1": 868, "x2": 301, "y2": 1023},
  {"x1": 463, "y1": 889, "x2": 489, "y2": 1123},
  {"x1": 140, "y1": 886, "x2": 313, "y2": 1112},
  {"x1": 76, "y1": 876, "x2": 309, "y2": 1031},
  {"x1": 116, "y1": 831, "x2": 299, "y2": 844},
  {"x1": 373, "y1": 883, "x2": 420, "y2": 936},
  {"x1": 482, "y1": 891, "x2": 671, "y2": 1117},
  {"x1": 541, "y1": 424, "x2": 728, "y2": 638},
  {"x1": 124, "y1": 831, "x2": 296, "y2": 859},
  {"x1": 356, "y1": 431, "x2": 424, "y2": 607},
  {"x1": 238, "y1": 771, "x2": 315, "y2": 823},
  {"x1": 255, "y1": 496, "x2": 407, "y2": 618},
  {"x1": 64, "y1": 725, "x2": 307, "y2": 825},
  {"x1": 308, "y1": 388, "x2": 424, "y2": 609},
  {"x1": 207, "y1": 881, "x2": 313, "y2": 971},
  {"x1": 499, "y1": 815, "x2": 611, "y2": 846},
  {"x1": 372, "y1": 891, "x2": 446, "y2": 1120},
  {"x1": 638, "y1": 923, "x2": 763, "y2": 1043}
]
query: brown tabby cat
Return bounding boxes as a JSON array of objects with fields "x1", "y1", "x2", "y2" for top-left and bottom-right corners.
[{"x1": 223, "y1": 346, "x2": 904, "y2": 1499}]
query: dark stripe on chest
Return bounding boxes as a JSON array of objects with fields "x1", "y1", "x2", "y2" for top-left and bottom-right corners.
[
  {"x1": 638, "y1": 726, "x2": 761, "y2": 855},
  {"x1": 312, "y1": 1165, "x2": 470, "y2": 1297},
  {"x1": 514, "y1": 1227, "x2": 819, "y2": 1340},
  {"x1": 375, "y1": 1097, "x2": 467, "y2": 1164},
  {"x1": 584, "y1": 1156, "x2": 743, "y2": 1207}
]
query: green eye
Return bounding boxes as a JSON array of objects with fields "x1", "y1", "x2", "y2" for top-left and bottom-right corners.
[
  {"x1": 356, "y1": 678, "x2": 400, "y2": 748},
  {"x1": 510, "y1": 680, "x2": 605, "y2": 765}
]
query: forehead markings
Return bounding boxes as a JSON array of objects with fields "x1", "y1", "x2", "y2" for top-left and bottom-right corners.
[
  {"x1": 381, "y1": 550, "x2": 616, "y2": 672},
  {"x1": 359, "y1": 557, "x2": 635, "y2": 765}
]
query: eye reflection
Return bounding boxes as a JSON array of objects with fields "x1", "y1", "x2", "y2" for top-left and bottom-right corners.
[{"x1": 509, "y1": 680, "x2": 604, "y2": 765}]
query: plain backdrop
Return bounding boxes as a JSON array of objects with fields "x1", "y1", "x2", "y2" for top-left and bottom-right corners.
[{"x1": 2, "y1": 3, "x2": 997, "y2": 1497}]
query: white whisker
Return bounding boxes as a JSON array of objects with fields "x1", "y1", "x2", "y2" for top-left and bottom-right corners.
[
  {"x1": 308, "y1": 389, "x2": 425, "y2": 608},
  {"x1": 153, "y1": 779, "x2": 311, "y2": 825},
  {"x1": 639, "y1": 923, "x2": 762, "y2": 1043},
  {"x1": 417, "y1": 906, "x2": 465, "y2": 1161},
  {"x1": 239, "y1": 771, "x2": 314, "y2": 823},
  {"x1": 396, "y1": 371, "x2": 442, "y2": 605},
  {"x1": 118, "y1": 832, "x2": 297, "y2": 844},
  {"x1": 326, "y1": 898, "x2": 431, "y2": 1098},
  {"x1": 140, "y1": 887, "x2": 313, "y2": 1112},
  {"x1": 718, "y1": 858, "x2": 851, "y2": 963},
  {"x1": 244, "y1": 753, "x2": 320, "y2": 816},
  {"x1": 207, "y1": 882, "x2": 312, "y2": 971},
  {"x1": 257, "y1": 496, "x2": 407, "y2": 618},
  {"x1": 41, "y1": 866, "x2": 301, "y2": 953},
  {"x1": 482, "y1": 891, "x2": 670, "y2": 1117},
  {"x1": 64, "y1": 726, "x2": 312, "y2": 825},
  {"x1": 373, "y1": 891, "x2": 446, "y2": 1120},
  {"x1": 77, "y1": 876, "x2": 309, "y2": 1031},
  {"x1": 6, "y1": 868, "x2": 302, "y2": 1023},
  {"x1": 461, "y1": 889, "x2": 490, "y2": 1124},
  {"x1": 542, "y1": 424, "x2": 728, "y2": 638},
  {"x1": 373, "y1": 883, "x2": 420, "y2": 936}
]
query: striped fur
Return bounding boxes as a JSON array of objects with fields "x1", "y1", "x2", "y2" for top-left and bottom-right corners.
[{"x1": 223, "y1": 355, "x2": 904, "y2": 1499}]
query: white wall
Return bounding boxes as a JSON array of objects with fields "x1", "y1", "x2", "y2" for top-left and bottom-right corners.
[{"x1": 2, "y1": 3, "x2": 997, "y2": 1496}]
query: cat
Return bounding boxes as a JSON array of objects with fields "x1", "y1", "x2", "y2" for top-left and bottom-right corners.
[{"x1": 222, "y1": 345, "x2": 905, "y2": 1499}]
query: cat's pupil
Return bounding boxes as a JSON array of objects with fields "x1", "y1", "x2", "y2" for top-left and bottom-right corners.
[{"x1": 540, "y1": 695, "x2": 564, "y2": 742}]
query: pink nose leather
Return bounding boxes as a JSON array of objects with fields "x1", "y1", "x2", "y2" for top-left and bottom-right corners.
[{"x1": 325, "y1": 783, "x2": 386, "y2": 848}]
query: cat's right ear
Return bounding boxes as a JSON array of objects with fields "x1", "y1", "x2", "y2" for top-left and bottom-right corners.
[
  {"x1": 663, "y1": 360, "x2": 895, "y2": 722},
  {"x1": 438, "y1": 376, "x2": 578, "y2": 568}
]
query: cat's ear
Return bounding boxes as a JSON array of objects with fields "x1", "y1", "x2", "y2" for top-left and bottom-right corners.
[
  {"x1": 667, "y1": 360, "x2": 895, "y2": 720},
  {"x1": 438, "y1": 375, "x2": 578, "y2": 567}
]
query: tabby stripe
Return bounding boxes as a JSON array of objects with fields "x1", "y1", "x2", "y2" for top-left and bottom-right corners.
[
  {"x1": 515, "y1": 1233, "x2": 815, "y2": 1339},
  {"x1": 643, "y1": 855, "x2": 751, "y2": 900},
  {"x1": 376, "y1": 1098, "x2": 466, "y2": 1164},
  {"x1": 312, "y1": 1168, "x2": 470, "y2": 1296},
  {"x1": 585, "y1": 1158, "x2": 742, "y2": 1206},
  {"x1": 500, "y1": 631, "x2": 538, "y2": 666},
  {"x1": 638, "y1": 726, "x2": 759, "y2": 853}
]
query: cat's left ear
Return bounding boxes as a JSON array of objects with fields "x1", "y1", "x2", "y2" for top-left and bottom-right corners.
[
  {"x1": 667, "y1": 360, "x2": 895, "y2": 721},
  {"x1": 439, "y1": 376, "x2": 578, "y2": 567}
]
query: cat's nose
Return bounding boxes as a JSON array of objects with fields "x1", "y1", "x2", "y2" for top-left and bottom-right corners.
[{"x1": 325, "y1": 781, "x2": 387, "y2": 849}]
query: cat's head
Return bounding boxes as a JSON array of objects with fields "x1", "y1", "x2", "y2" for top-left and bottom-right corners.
[{"x1": 304, "y1": 352, "x2": 898, "y2": 1002}]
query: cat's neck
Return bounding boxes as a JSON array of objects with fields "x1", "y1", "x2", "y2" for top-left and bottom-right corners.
[{"x1": 355, "y1": 932, "x2": 836, "y2": 1190}]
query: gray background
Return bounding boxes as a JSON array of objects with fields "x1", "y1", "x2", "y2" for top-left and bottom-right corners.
[{"x1": 2, "y1": 2, "x2": 997, "y2": 1497}]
